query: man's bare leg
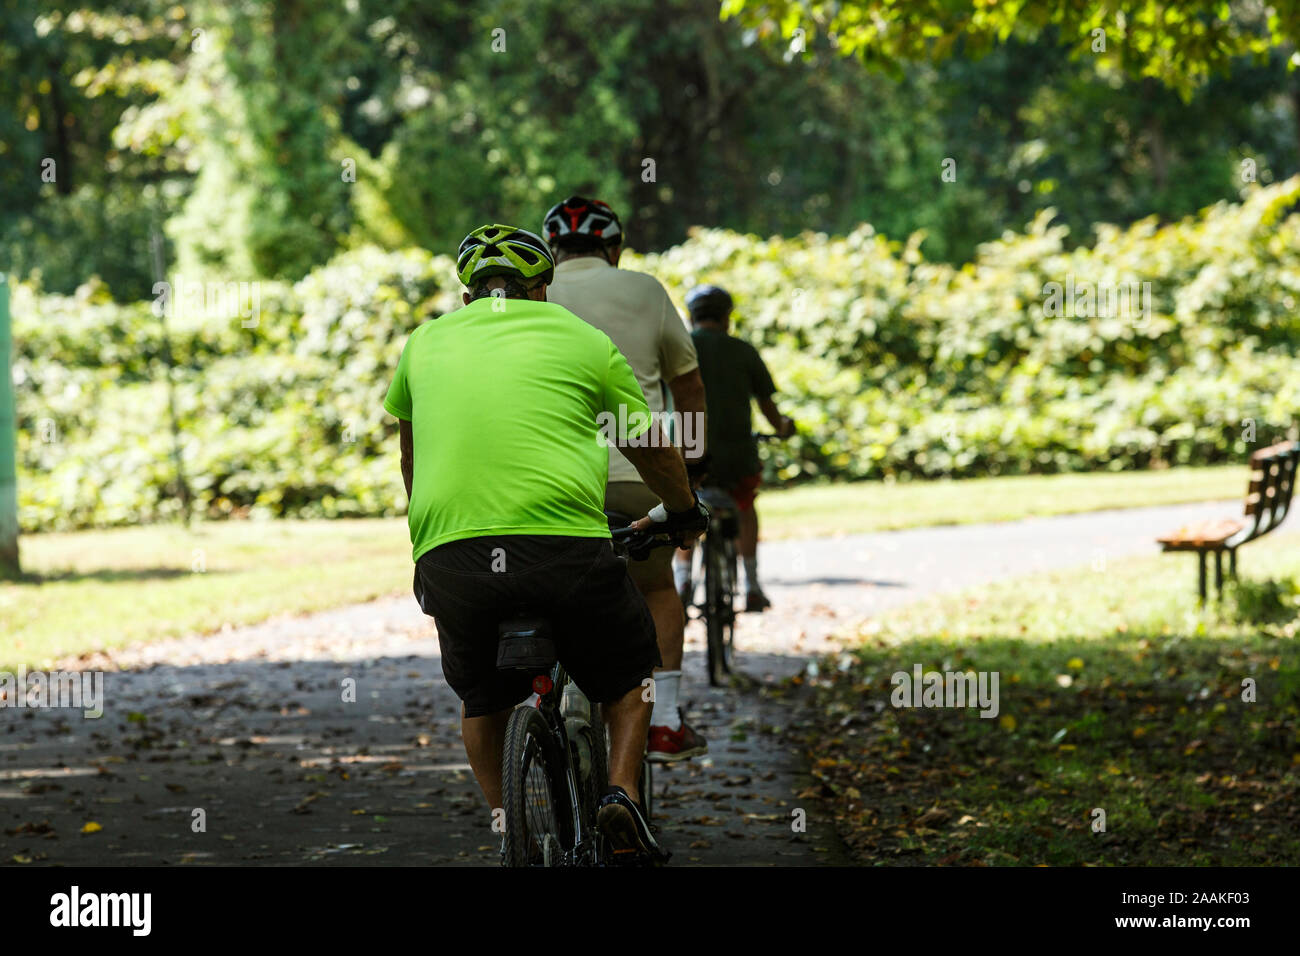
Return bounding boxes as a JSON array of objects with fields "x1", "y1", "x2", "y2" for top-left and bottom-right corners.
[
  {"x1": 462, "y1": 704, "x2": 511, "y2": 811},
  {"x1": 603, "y1": 681, "x2": 654, "y2": 804},
  {"x1": 462, "y1": 686, "x2": 654, "y2": 811},
  {"x1": 738, "y1": 507, "x2": 758, "y2": 561},
  {"x1": 639, "y1": 571, "x2": 684, "y2": 671},
  {"x1": 673, "y1": 543, "x2": 694, "y2": 601},
  {"x1": 738, "y1": 507, "x2": 769, "y2": 608}
]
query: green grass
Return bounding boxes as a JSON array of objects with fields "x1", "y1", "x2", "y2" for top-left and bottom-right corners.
[
  {"x1": 803, "y1": 533, "x2": 1300, "y2": 866},
  {"x1": 0, "y1": 464, "x2": 1253, "y2": 668},
  {"x1": 757, "y1": 464, "x2": 1247, "y2": 539},
  {"x1": 0, "y1": 519, "x2": 413, "y2": 669}
]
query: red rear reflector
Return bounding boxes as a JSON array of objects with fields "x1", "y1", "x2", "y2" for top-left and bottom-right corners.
[{"x1": 533, "y1": 675, "x2": 553, "y2": 695}]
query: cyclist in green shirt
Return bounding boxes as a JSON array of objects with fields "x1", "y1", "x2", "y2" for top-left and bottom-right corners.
[
  {"x1": 383, "y1": 224, "x2": 708, "y2": 862},
  {"x1": 674, "y1": 285, "x2": 794, "y2": 611}
]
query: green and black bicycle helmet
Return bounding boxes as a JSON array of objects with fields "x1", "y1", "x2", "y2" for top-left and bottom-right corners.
[
  {"x1": 456, "y1": 224, "x2": 555, "y2": 288},
  {"x1": 542, "y1": 196, "x2": 624, "y2": 247},
  {"x1": 685, "y1": 284, "x2": 733, "y2": 322}
]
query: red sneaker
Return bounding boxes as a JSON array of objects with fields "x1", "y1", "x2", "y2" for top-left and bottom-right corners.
[{"x1": 647, "y1": 710, "x2": 708, "y2": 763}]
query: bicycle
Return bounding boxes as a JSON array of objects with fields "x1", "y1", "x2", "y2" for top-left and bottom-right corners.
[
  {"x1": 498, "y1": 521, "x2": 680, "y2": 867},
  {"x1": 685, "y1": 433, "x2": 782, "y2": 687}
]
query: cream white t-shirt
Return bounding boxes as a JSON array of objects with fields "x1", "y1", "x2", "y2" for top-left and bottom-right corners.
[{"x1": 547, "y1": 256, "x2": 699, "y2": 483}]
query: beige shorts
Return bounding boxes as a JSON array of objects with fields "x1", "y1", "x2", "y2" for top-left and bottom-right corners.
[{"x1": 605, "y1": 481, "x2": 674, "y2": 590}]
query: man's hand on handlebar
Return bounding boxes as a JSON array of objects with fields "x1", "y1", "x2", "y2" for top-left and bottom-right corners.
[
  {"x1": 630, "y1": 491, "x2": 709, "y2": 545},
  {"x1": 777, "y1": 415, "x2": 796, "y2": 439}
]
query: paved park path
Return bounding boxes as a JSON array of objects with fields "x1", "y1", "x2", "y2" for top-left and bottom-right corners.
[{"x1": 4, "y1": 499, "x2": 1289, "y2": 867}]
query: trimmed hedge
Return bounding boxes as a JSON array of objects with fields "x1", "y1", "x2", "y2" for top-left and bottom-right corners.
[
  {"x1": 627, "y1": 177, "x2": 1300, "y2": 480},
  {"x1": 12, "y1": 180, "x2": 1300, "y2": 530}
]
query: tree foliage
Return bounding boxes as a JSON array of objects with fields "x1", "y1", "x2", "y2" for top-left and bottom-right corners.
[
  {"x1": 12, "y1": 180, "x2": 1300, "y2": 530},
  {"x1": 721, "y1": 0, "x2": 1300, "y2": 99},
  {"x1": 2, "y1": 1, "x2": 1298, "y2": 296}
]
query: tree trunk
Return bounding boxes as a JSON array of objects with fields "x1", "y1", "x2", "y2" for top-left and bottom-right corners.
[
  {"x1": 0, "y1": 276, "x2": 20, "y2": 580},
  {"x1": 1293, "y1": 82, "x2": 1300, "y2": 173}
]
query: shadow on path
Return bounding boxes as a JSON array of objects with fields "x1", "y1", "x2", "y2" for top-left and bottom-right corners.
[{"x1": 0, "y1": 640, "x2": 848, "y2": 867}]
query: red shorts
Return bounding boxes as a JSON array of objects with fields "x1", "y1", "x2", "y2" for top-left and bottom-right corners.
[{"x1": 725, "y1": 473, "x2": 762, "y2": 512}]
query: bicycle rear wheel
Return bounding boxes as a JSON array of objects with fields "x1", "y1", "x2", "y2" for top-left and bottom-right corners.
[
  {"x1": 721, "y1": 535, "x2": 738, "y2": 673},
  {"x1": 704, "y1": 535, "x2": 729, "y2": 686},
  {"x1": 501, "y1": 705, "x2": 573, "y2": 866},
  {"x1": 639, "y1": 754, "x2": 653, "y2": 820},
  {"x1": 579, "y1": 703, "x2": 609, "y2": 826}
]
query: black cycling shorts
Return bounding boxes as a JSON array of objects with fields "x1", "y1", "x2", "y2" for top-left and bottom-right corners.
[{"x1": 414, "y1": 534, "x2": 661, "y2": 718}]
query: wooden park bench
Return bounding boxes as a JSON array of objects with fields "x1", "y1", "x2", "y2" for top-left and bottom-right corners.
[{"x1": 1156, "y1": 440, "x2": 1299, "y2": 601}]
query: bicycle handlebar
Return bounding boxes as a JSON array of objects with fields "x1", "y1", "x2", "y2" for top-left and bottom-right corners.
[{"x1": 611, "y1": 525, "x2": 684, "y2": 562}]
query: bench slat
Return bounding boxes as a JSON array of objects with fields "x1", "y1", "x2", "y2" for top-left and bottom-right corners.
[
  {"x1": 1158, "y1": 443, "x2": 1297, "y2": 592},
  {"x1": 1157, "y1": 518, "x2": 1245, "y2": 548},
  {"x1": 1250, "y1": 441, "x2": 1295, "y2": 464}
]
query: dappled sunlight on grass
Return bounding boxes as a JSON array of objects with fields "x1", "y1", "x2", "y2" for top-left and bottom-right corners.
[
  {"x1": 805, "y1": 536, "x2": 1300, "y2": 865},
  {"x1": 0, "y1": 519, "x2": 412, "y2": 668},
  {"x1": 759, "y1": 466, "x2": 1246, "y2": 539}
]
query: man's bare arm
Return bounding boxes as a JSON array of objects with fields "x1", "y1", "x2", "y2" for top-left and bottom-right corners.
[
  {"x1": 399, "y1": 419, "x2": 414, "y2": 500},
  {"x1": 757, "y1": 397, "x2": 794, "y2": 437},
  {"x1": 617, "y1": 428, "x2": 695, "y2": 513},
  {"x1": 667, "y1": 368, "x2": 706, "y2": 463}
]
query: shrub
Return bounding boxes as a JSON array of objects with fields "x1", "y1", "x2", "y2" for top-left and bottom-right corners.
[{"x1": 12, "y1": 179, "x2": 1300, "y2": 530}]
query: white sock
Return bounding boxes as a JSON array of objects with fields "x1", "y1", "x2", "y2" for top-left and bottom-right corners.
[
  {"x1": 673, "y1": 559, "x2": 692, "y2": 592},
  {"x1": 742, "y1": 555, "x2": 759, "y2": 592},
  {"x1": 651, "y1": 670, "x2": 682, "y2": 729}
]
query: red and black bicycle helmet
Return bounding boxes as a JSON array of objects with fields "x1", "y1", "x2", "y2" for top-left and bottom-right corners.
[{"x1": 542, "y1": 195, "x2": 624, "y2": 247}]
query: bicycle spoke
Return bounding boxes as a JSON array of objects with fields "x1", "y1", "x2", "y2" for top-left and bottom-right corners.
[{"x1": 521, "y1": 736, "x2": 560, "y2": 861}]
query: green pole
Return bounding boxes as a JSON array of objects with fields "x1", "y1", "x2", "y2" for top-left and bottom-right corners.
[{"x1": 0, "y1": 274, "x2": 19, "y2": 579}]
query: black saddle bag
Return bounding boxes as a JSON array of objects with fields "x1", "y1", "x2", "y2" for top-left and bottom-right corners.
[{"x1": 495, "y1": 617, "x2": 557, "y2": 671}]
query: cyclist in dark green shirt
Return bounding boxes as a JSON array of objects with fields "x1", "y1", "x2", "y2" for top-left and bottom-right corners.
[{"x1": 675, "y1": 285, "x2": 795, "y2": 611}]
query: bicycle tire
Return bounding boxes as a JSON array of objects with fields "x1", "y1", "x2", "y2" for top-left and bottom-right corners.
[
  {"x1": 639, "y1": 755, "x2": 653, "y2": 821},
  {"x1": 501, "y1": 705, "x2": 573, "y2": 866},
  {"x1": 720, "y1": 535, "x2": 738, "y2": 673},
  {"x1": 579, "y1": 702, "x2": 608, "y2": 827},
  {"x1": 704, "y1": 534, "x2": 728, "y2": 687}
]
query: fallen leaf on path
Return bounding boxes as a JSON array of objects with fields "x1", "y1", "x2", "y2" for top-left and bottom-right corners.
[
  {"x1": 291, "y1": 792, "x2": 327, "y2": 814},
  {"x1": 916, "y1": 807, "x2": 951, "y2": 827}
]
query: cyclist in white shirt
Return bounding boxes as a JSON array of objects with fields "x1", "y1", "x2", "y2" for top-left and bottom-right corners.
[{"x1": 543, "y1": 196, "x2": 710, "y2": 762}]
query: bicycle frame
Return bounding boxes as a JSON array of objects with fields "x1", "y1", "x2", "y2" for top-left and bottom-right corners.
[
  {"x1": 689, "y1": 487, "x2": 739, "y2": 684},
  {"x1": 503, "y1": 526, "x2": 676, "y2": 866},
  {"x1": 527, "y1": 661, "x2": 602, "y2": 866}
]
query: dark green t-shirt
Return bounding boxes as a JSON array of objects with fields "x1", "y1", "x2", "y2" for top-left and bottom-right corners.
[
  {"x1": 384, "y1": 297, "x2": 652, "y2": 562},
  {"x1": 690, "y1": 326, "x2": 776, "y2": 484}
]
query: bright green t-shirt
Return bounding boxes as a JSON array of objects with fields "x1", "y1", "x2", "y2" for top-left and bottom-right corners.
[{"x1": 383, "y1": 296, "x2": 653, "y2": 562}]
